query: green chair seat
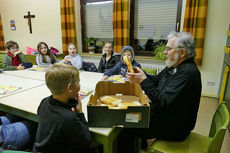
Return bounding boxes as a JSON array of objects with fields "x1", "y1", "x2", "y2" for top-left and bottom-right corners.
[
  {"x1": 142, "y1": 68, "x2": 156, "y2": 75},
  {"x1": 149, "y1": 132, "x2": 212, "y2": 153},
  {"x1": 149, "y1": 102, "x2": 230, "y2": 153}
]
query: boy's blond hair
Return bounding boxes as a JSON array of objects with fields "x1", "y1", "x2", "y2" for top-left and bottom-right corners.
[{"x1": 45, "y1": 63, "x2": 79, "y2": 95}]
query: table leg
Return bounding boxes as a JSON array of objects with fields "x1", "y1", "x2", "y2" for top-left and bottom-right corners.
[{"x1": 91, "y1": 128, "x2": 122, "y2": 153}]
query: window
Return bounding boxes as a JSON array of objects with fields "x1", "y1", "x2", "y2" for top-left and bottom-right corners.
[
  {"x1": 81, "y1": 0, "x2": 113, "y2": 53},
  {"x1": 81, "y1": 0, "x2": 182, "y2": 56},
  {"x1": 131, "y1": 0, "x2": 182, "y2": 56}
]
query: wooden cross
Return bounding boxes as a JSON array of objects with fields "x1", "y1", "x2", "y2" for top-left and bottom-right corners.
[{"x1": 24, "y1": 11, "x2": 35, "y2": 34}]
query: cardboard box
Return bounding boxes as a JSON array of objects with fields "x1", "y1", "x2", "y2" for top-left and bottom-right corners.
[{"x1": 87, "y1": 81, "x2": 150, "y2": 128}]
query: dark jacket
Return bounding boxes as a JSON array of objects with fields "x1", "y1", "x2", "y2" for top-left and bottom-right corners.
[
  {"x1": 141, "y1": 58, "x2": 201, "y2": 140},
  {"x1": 104, "y1": 60, "x2": 141, "y2": 77},
  {"x1": 104, "y1": 46, "x2": 141, "y2": 77},
  {"x1": 98, "y1": 51, "x2": 121, "y2": 73},
  {"x1": 33, "y1": 96, "x2": 91, "y2": 153}
]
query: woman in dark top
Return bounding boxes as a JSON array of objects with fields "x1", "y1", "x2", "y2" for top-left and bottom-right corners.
[{"x1": 98, "y1": 41, "x2": 120, "y2": 73}]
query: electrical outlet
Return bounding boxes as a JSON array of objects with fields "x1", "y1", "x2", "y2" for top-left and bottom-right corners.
[{"x1": 207, "y1": 81, "x2": 216, "y2": 86}]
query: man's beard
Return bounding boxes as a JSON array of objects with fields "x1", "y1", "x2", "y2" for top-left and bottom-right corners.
[{"x1": 165, "y1": 52, "x2": 179, "y2": 68}]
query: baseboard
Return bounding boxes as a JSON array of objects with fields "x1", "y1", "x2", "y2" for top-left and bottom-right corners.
[{"x1": 201, "y1": 93, "x2": 219, "y2": 99}]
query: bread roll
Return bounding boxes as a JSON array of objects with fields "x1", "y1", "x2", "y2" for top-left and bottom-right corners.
[
  {"x1": 101, "y1": 96, "x2": 122, "y2": 106},
  {"x1": 124, "y1": 55, "x2": 134, "y2": 73},
  {"x1": 118, "y1": 101, "x2": 141, "y2": 109}
]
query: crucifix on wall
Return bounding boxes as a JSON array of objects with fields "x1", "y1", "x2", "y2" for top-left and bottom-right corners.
[{"x1": 24, "y1": 11, "x2": 35, "y2": 34}]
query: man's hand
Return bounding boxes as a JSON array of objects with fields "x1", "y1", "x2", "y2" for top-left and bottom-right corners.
[{"x1": 126, "y1": 67, "x2": 147, "y2": 84}]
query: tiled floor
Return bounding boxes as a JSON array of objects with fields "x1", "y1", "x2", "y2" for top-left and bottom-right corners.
[{"x1": 141, "y1": 97, "x2": 230, "y2": 153}]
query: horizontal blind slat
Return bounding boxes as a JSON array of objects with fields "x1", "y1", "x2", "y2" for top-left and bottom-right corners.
[
  {"x1": 134, "y1": 0, "x2": 178, "y2": 39},
  {"x1": 85, "y1": 1, "x2": 113, "y2": 38}
]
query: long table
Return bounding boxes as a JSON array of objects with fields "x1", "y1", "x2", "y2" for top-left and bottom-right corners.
[{"x1": 0, "y1": 67, "x2": 121, "y2": 153}]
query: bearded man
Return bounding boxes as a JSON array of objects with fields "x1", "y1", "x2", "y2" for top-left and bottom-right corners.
[{"x1": 117, "y1": 32, "x2": 202, "y2": 153}]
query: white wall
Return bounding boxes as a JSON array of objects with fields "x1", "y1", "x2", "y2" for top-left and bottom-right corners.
[
  {"x1": 1, "y1": 0, "x2": 230, "y2": 97},
  {"x1": 199, "y1": 0, "x2": 230, "y2": 97},
  {"x1": 180, "y1": 0, "x2": 230, "y2": 97},
  {"x1": 0, "y1": 0, "x2": 62, "y2": 53}
]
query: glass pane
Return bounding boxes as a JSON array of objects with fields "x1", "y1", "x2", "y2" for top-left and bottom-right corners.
[
  {"x1": 84, "y1": 1, "x2": 113, "y2": 53},
  {"x1": 134, "y1": 0, "x2": 178, "y2": 57},
  {"x1": 85, "y1": 1, "x2": 113, "y2": 39}
]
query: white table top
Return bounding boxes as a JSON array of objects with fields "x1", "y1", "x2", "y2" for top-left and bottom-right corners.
[
  {"x1": 3, "y1": 66, "x2": 46, "y2": 81},
  {"x1": 0, "y1": 69, "x2": 114, "y2": 136},
  {"x1": 0, "y1": 73, "x2": 45, "y2": 98},
  {"x1": 79, "y1": 71, "x2": 103, "y2": 90},
  {"x1": 0, "y1": 84, "x2": 112, "y2": 135}
]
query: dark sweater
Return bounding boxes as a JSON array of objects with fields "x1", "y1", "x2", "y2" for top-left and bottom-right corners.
[
  {"x1": 33, "y1": 96, "x2": 91, "y2": 153},
  {"x1": 98, "y1": 51, "x2": 121, "y2": 73},
  {"x1": 141, "y1": 58, "x2": 202, "y2": 140}
]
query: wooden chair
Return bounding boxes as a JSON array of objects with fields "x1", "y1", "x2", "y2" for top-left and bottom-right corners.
[{"x1": 148, "y1": 102, "x2": 230, "y2": 153}]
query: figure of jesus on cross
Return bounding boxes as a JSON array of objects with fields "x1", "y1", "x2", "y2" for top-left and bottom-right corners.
[{"x1": 24, "y1": 11, "x2": 35, "y2": 34}]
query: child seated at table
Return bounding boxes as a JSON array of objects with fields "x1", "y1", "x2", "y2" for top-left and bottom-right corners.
[
  {"x1": 61, "y1": 43, "x2": 83, "y2": 70},
  {"x1": 98, "y1": 41, "x2": 121, "y2": 73},
  {"x1": 36, "y1": 42, "x2": 58, "y2": 67},
  {"x1": 0, "y1": 114, "x2": 38, "y2": 150},
  {"x1": 2, "y1": 40, "x2": 33, "y2": 70},
  {"x1": 102, "y1": 46, "x2": 141, "y2": 80},
  {"x1": 33, "y1": 63, "x2": 93, "y2": 153}
]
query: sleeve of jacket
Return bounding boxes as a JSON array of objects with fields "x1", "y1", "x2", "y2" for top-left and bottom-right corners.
[
  {"x1": 36, "y1": 54, "x2": 51, "y2": 67},
  {"x1": 114, "y1": 55, "x2": 121, "y2": 64},
  {"x1": 140, "y1": 68, "x2": 193, "y2": 112},
  {"x1": 136, "y1": 63, "x2": 141, "y2": 69},
  {"x1": 54, "y1": 55, "x2": 59, "y2": 63},
  {"x1": 72, "y1": 55, "x2": 83, "y2": 70},
  {"x1": 2, "y1": 54, "x2": 17, "y2": 70},
  {"x1": 132, "y1": 60, "x2": 141, "y2": 69},
  {"x1": 64, "y1": 113, "x2": 91, "y2": 149},
  {"x1": 18, "y1": 52, "x2": 28, "y2": 63},
  {"x1": 59, "y1": 55, "x2": 67, "y2": 63},
  {"x1": 98, "y1": 56, "x2": 104, "y2": 73},
  {"x1": 104, "y1": 62, "x2": 121, "y2": 77}
]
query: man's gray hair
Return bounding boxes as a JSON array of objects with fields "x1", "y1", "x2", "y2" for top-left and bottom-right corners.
[{"x1": 167, "y1": 31, "x2": 196, "y2": 59}]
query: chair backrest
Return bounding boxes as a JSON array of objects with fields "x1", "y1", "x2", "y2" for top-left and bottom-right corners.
[
  {"x1": 207, "y1": 102, "x2": 230, "y2": 153},
  {"x1": 0, "y1": 53, "x2": 5, "y2": 69}
]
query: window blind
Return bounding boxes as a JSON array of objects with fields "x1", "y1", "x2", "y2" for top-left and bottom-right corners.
[
  {"x1": 134, "y1": 0, "x2": 178, "y2": 39},
  {"x1": 84, "y1": 1, "x2": 113, "y2": 38}
]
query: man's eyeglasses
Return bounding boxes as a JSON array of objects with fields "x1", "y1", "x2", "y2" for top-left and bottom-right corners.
[
  {"x1": 165, "y1": 47, "x2": 182, "y2": 52},
  {"x1": 165, "y1": 47, "x2": 176, "y2": 52}
]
